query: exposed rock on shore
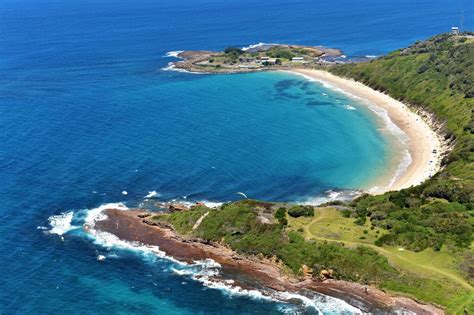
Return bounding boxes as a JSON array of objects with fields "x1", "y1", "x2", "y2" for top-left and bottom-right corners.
[{"x1": 92, "y1": 208, "x2": 444, "y2": 314}]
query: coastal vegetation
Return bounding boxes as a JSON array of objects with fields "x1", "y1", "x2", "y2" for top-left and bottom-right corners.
[
  {"x1": 155, "y1": 33, "x2": 474, "y2": 313},
  {"x1": 329, "y1": 33, "x2": 474, "y2": 255},
  {"x1": 153, "y1": 200, "x2": 472, "y2": 313},
  {"x1": 326, "y1": 33, "x2": 473, "y2": 312},
  {"x1": 173, "y1": 44, "x2": 339, "y2": 72}
]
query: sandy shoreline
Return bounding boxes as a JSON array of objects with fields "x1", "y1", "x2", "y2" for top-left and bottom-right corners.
[{"x1": 288, "y1": 69, "x2": 446, "y2": 194}]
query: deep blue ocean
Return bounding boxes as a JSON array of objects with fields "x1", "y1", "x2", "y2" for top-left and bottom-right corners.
[{"x1": 1, "y1": 0, "x2": 473, "y2": 313}]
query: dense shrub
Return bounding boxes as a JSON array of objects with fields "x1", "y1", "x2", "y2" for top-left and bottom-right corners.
[
  {"x1": 330, "y1": 34, "x2": 474, "y2": 251},
  {"x1": 287, "y1": 205, "x2": 314, "y2": 218}
]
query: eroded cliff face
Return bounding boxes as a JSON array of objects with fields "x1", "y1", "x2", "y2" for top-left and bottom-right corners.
[{"x1": 91, "y1": 208, "x2": 445, "y2": 314}]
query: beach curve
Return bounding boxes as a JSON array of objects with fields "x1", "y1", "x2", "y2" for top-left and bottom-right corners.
[{"x1": 287, "y1": 69, "x2": 447, "y2": 194}]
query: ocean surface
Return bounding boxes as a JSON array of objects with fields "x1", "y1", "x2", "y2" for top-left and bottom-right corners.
[{"x1": 1, "y1": 0, "x2": 472, "y2": 313}]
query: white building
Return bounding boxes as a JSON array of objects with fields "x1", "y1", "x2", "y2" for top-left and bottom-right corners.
[
  {"x1": 291, "y1": 57, "x2": 304, "y2": 62},
  {"x1": 451, "y1": 27, "x2": 460, "y2": 35}
]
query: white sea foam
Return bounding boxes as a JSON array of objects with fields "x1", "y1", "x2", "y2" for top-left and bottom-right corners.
[
  {"x1": 89, "y1": 229, "x2": 180, "y2": 263},
  {"x1": 365, "y1": 55, "x2": 379, "y2": 59},
  {"x1": 290, "y1": 72, "x2": 366, "y2": 102},
  {"x1": 277, "y1": 291, "x2": 361, "y2": 314},
  {"x1": 161, "y1": 62, "x2": 207, "y2": 74},
  {"x1": 164, "y1": 50, "x2": 184, "y2": 58},
  {"x1": 363, "y1": 101, "x2": 414, "y2": 192},
  {"x1": 145, "y1": 191, "x2": 160, "y2": 198},
  {"x1": 241, "y1": 42, "x2": 279, "y2": 51},
  {"x1": 84, "y1": 202, "x2": 128, "y2": 229},
  {"x1": 290, "y1": 70, "x2": 414, "y2": 194},
  {"x1": 80, "y1": 201, "x2": 361, "y2": 313},
  {"x1": 82, "y1": 202, "x2": 187, "y2": 265},
  {"x1": 301, "y1": 189, "x2": 362, "y2": 206},
  {"x1": 171, "y1": 199, "x2": 223, "y2": 208},
  {"x1": 171, "y1": 259, "x2": 276, "y2": 302},
  {"x1": 343, "y1": 104, "x2": 356, "y2": 110},
  {"x1": 173, "y1": 259, "x2": 360, "y2": 313},
  {"x1": 47, "y1": 211, "x2": 76, "y2": 236}
]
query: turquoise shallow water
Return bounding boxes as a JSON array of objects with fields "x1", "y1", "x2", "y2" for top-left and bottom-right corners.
[{"x1": 1, "y1": 0, "x2": 472, "y2": 313}]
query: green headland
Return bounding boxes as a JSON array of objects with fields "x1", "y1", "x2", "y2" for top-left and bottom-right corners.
[{"x1": 153, "y1": 33, "x2": 474, "y2": 314}]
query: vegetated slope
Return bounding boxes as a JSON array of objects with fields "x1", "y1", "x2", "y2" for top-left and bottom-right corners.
[
  {"x1": 329, "y1": 33, "x2": 474, "y2": 254},
  {"x1": 153, "y1": 34, "x2": 474, "y2": 313},
  {"x1": 154, "y1": 201, "x2": 471, "y2": 312}
]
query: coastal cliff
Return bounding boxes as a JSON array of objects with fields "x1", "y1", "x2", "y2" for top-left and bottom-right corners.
[
  {"x1": 91, "y1": 206, "x2": 444, "y2": 314},
  {"x1": 99, "y1": 33, "x2": 474, "y2": 313}
]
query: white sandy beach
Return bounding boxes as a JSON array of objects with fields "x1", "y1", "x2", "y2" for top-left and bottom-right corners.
[{"x1": 288, "y1": 69, "x2": 444, "y2": 194}]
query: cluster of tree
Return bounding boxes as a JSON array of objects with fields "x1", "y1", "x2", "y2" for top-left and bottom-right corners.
[
  {"x1": 287, "y1": 205, "x2": 314, "y2": 218},
  {"x1": 223, "y1": 47, "x2": 244, "y2": 63},
  {"x1": 155, "y1": 200, "x2": 466, "y2": 309},
  {"x1": 350, "y1": 183, "x2": 473, "y2": 251},
  {"x1": 275, "y1": 207, "x2": 288, "y2": 225},
  {"x1": 266, "y1": 47, "x2": 295, "y2": 60},
  {"x1": 159, "y1": 201, "x2": 395, "y2": 281}
]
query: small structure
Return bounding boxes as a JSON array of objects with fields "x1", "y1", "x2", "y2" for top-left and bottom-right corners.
[
  {"x1": 451, "y1": 27, "x2": 460, "y2": 35},
  {"x1": 291, "y1": 57, "x2": 304, "y2": 62},
  {"x1": 260, "y1": 56, "x2": 270, "y2": 61}
]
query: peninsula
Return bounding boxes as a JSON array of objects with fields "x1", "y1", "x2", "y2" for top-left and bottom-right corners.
[
  {"x1": 169, "y1": 44, "x2": 344, "y2": 73},
  {"x1": 97, "y1": 33, "x2": 473, "y2": 313}
]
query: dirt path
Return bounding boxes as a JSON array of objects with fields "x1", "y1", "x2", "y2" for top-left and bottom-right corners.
[{"x1": 302, "y1": 211, "x2": 472, "y2": 291}]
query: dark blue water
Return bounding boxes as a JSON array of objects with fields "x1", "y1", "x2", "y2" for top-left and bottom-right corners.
[{"x1": 1, "y1": 0, "x2": 472, "y2": 313}]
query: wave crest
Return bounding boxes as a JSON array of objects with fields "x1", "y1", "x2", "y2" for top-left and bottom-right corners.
[{"x1": 47, "y1": 211, "x2": 76, "y2": 236}]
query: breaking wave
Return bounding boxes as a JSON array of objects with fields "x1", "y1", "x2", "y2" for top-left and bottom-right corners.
[
  {"x1": 164, "y1": 50, "x2": 184, "y2": 58},
  {"x1": 170, "y1": 259, "x2": 361, "y2": 314},
  {"x1": 145, "y1": 190, "x2": 160, "y2": 198},
  {"x1": 241, "y1": 42, "x2": 280, "y2": 51},
  {"x1": 50, "y1": 201, "x2": 361, "y2": 313},
  {"x1": 161, "y1": 62, "x2": 207, "y2": 74},
  {"x1": 301, "y1": 189, "x2": 363, "y2": 206},
  {"x1": 290, "y1": 70, "x2": 413, "y2": 194},
  {"x1": 46, "y1": 211, "x2": 77, "y2": 236}
]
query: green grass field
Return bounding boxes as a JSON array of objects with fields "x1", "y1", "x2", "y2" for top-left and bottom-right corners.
[{"x1": 288, "y1": 207, "x2": 473, "y2": 313}]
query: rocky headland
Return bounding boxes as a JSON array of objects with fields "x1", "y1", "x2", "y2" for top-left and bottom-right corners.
[
  {"x1": 168, "y1": 44, "x2": 344, "y2": 74},
  {"x1": 91, "y1": 207, "x2": 444, "y2": 314}
]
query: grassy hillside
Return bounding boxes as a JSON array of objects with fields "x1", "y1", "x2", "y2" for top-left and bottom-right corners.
[
  {"x1": 154, "y1": 201, "x2": 473, "y2": 313},
  {"x1": 329, "y1": 33, "x2": 474, "y2": 254},
  {"x1": 153, "y1": 34, "x2": 474, "y2": 313}
]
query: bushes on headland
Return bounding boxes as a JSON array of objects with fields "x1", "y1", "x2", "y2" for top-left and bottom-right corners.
[
  {"x1": 223, "y1": 47, "x2": 244, "y2": 62},
  {"x1": 152, "y1": 34, "x2": 474, "y2": 312},
  {"x1": 157, "y1": 201, "x2": 395, "y2": 282},
  {"x1": 330, "y1": 33, "x2": 474, "y2": 252},
  {"x1": 287, "y1": 205, "x2": 314, "y2": 218},
  {"x1": 155, "y1": 200, "x2": 470, "y2": 310}
]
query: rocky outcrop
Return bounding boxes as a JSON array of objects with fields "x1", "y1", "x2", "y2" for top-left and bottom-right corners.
[
  {"x1": 93, "y1": 208, "x2": 445, "y2": 314},
  {"x1": 169, "y1": 203, "x2": 189, "y2": 212}
]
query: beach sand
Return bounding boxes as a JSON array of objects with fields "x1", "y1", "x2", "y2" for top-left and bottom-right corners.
[{"x1": 288, "y1": 69, "x2": 445, "y2": 194}]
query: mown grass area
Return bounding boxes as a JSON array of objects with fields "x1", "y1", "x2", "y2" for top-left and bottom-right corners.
[
  {"x1": 288, "y1": 207, "x2": 387, "y2": 244},
  {"x1": 288, "y1": 207, "x2": 473, "y2": 313},
  {"x1": 288, "y1": 208, "x2": 470, "y2": 281}
]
